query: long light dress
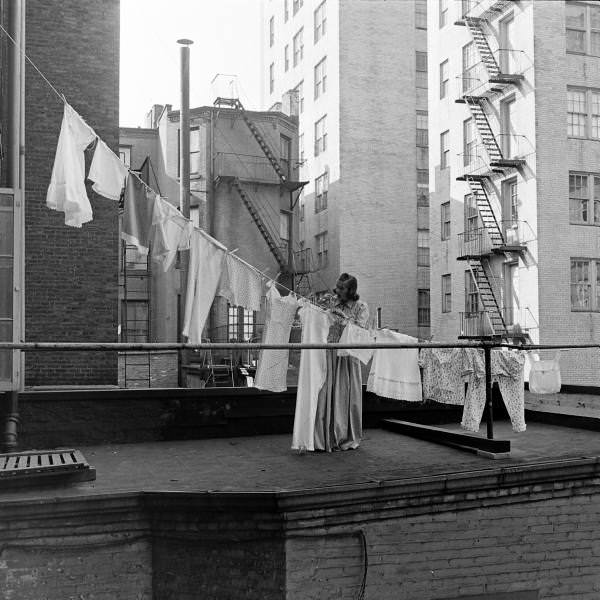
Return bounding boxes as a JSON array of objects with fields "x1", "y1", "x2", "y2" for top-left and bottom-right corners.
[{"x1": 313, "y1": 298, "x2": 369, "y2": 451}]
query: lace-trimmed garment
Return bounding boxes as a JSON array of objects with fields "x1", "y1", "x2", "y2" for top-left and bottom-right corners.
[{"x1": 254, "y1": 286, "x2": 300, "y2": 393}]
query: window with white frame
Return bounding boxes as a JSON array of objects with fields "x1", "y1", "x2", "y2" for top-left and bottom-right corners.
[
  {"x1": 228, "y1": 306, "x2": 255, "y2": 341},
  {"x1": 314, "y1": 115, "x2": 327, "y2": 156},
  {"x1": 293, "y1": 28, "x2": 304, "y2": 66},
  {"x1": 415, "y1": 0, "x2": 427, "y2": 30},
  {"x1": 571, "y1": 258, "x2": 600, "y2": 311},
  {"x1": 441, "y1": 201, "x2": 451, "y2": 240},
  {"x1": 442, "y1": 274, "x2": 452, "y2": 312},
  {"x1": 190, "y1": 127, "x2": 201, "y2": 175},
  {"x1": 292, "y1": 81, "x2": 304, "y2": 114},
  {"x1": 119, "y1": 147, "x2": 131, "y2": 168},
  {"x1": 269, "y1": 16, "x2": 275, "y2": 47},
  {"x1": 417, "y1": 110, "x2": 428, "y2": 146},
  {"x1": 417, "y1": 230, "x2": 430, "y2": 267},
  {"x1": 314, "y1": 1, "x2": 326, "y2": 43},
  {"x1": 569, "y1": 172, "x2": 600, "y2": 225},
  {"x1": 269, "y1": 63, "x2": 275, "y2": 94},
  {"x1": 416, "y1": 51, "x2": 428, "y2": 89},
  {"x1": 284, "y1": 45, "x2": 289, "y2": 72},
  {"x1": 439, "y1": 0, "x2": 448, "y2": 28},
  {"x1": 462, "y1": 41, "x2": 478, "y2": 93},
  {"x1": 506, "y1": 179, "x2": 519, "y2": 226},
  {"x1": 316, "y1": 231, "x2": 328, "y2": 268},
  {"x1": 293, "y1": 0, "x2": 303, "y2": 16},
  {"x1": 567, "y1": 87, "x2": 600, "y2": 138},
  {"x1": 464, "y1": 193, "x2": 479, "y2": 240},
  {"x1": 315, "y1": 171, "x2": 329, "y2": 212},
  {"x1": 463, "y1": 117, "x2": 476, "y2": 166},
  {"x1": 440, "y1": 130, "x2": 449, "y2": 169},
  {"x1": 440, "y1": 59, "x2": 449, "y2": 99},
  {"x1": 566, "y1": 2, "x2": 600, "y2": 56},
  {"x1": 418, "y1": 289, "x2": 430, "y2": 326},
  {"x1": 465, "y1": 270, "x2": 479, "y2": 314},
  {"x1": 314, "y1": 57, "x2": 327, "y2": 99}
]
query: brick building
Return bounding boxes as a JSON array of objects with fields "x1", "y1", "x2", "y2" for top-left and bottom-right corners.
[
  {"x1": 0, "y1": 0, "x2": 120, "y2": 390},
  {"x1": 119, "y1": 103, "x2": 302, "y2": 375},
  {"x1": 428, "y1": 0, "x2": 600, "y2": 385},
  {"x1": 261, "y1": 0, "x2": 431, "y2": 338}
]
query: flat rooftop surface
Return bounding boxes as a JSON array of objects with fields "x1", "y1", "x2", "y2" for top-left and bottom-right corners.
[{"x1": 3, "y1": 420, "x2": 600, "y2": 502}]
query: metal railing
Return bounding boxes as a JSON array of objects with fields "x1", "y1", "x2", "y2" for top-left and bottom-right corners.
[
  {"x1": 494, "y1": 134, "x2": 535, "y2": 161},
  {"x1": 460, "y1": 311, "x2": 496, "y2": 337},
  {"x1": 493, "y1": 48, "x2": 532, "y2": 76},
  {"x1": 458, "y1": 227, "x2": 495, "y2": 257},
  {"x1": 214, "y1": 152, "x2": 282, "y2": 184},
  {"x1": 458, "y1": 0, "x2": 514, "y2": 21}
]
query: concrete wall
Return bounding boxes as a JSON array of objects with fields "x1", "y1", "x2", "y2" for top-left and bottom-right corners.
[{"x1": 24, "y1": 0, "x2": 120, "y2": 385}]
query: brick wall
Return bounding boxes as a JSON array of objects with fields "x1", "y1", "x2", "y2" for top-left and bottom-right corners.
[{"x1": 24, "y1": 0, "x2": 120, "y2": 385}]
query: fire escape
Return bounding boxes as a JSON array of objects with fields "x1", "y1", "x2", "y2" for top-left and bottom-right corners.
[
  {"x1": 213, "y1": 97, "x2": 311, "y2": 290},
  {"x1": 455, "y1": 0, "x2": 532, "y2": 340}
]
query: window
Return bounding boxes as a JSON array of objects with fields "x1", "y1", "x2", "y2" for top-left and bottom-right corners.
[
  {"x1": 119, "y1": 147, "x2": 131, "y2": 168},
  {"x1": 314, "y1": 1, "x2": 326, "y2": 43},
  {"x1": 440, "y1": 130, "x2": 449, "y2": 169},
  {"x1": 269, "y1": 63, "x2": 275, "y2": 94},
  {"x1": 416, "y1": 111, "x2": 428, "y2": 146},
  {"x1": 315, "y1": 171, "x2": 329, "y2": 212},
  {"x1": 566, "y1": 2, "x2": 600, "y2": 56},
  {"x1": 465, "y1": 271, "x2": 479, "y2": 314},
  {"x1": 505, "y1": 179, "x2": 519, "y2": 226},
  {"x1": 571, "y1": 258, "x2": 600, "y2": 311},
  {"x1": 376, "y1": 307, "x2": 382, "y2": 328},
  {"x1": 284, "y1": 0, "x2": 289, "y2": 22},
  {"x1": 280, "y1": 134, "x2": 291, "y2": 179},
  {"x1": 228, "y1": 306, "x2": 255, "y2": 341},
  {"x1": 314, "y1": 57, "x2": 327, "y2": 99},
  {"x1": 418, "y1": 290, "x2": 430, "y2": 327},
  {"x1": 569, "y1": 172, "x2": 600, "y2": 225},
  {"x1": 190, "y1": 127, "x2": 201, "y2": 175},
  {"x1": 269, "y1": 16, "x2": 275, "y2": 47},
  {"x1": 299, "y1": 133, "x2": 304, "y2": 163},
  {"x1": 439, "y1": 0, "x2": 448, "y2": 28},
  {"x1": 415, "y1": 0, "x2": 427, "y2": 30},
  {"x1": 314, "y1": 115, "x2": 327, "y2": 156},
  {"x1": 441, "y1": 202, "x2": 451, "y2": 240},
  {"x1": 416, "y1": 51, "x2": 428, "y2": 89},
  {"x1": 293, "y1": 28, "x2": 304, "y2": 66},
  {"x1": 463, "y1": 117, "x2": 476, "y2": 166},
  {"x1": 568, "y1": 88, "x2": 600, "y2": 139},
  {"x1": 417, "y1": 169, "x2": 429, "y2": 206},
  {"x1": 284, "y1": 45, "x2": 289, "y2": 72},
  {"x1": 294, "y1": 80, "x2": 304, "y2": 113},
  {"x1": 280, "y1": 211, "x2": 290, "y2": 253},
  {"x1": 440, "y1": 59, "x2": 449, "y2": 99},
  {"x1": 442, "y1": 274, "x2": 452, "y2": 312},
  {"x1": 122, "y1": 300, "x2": 149, "y2": 342},
  {"x1": 417, "y1": 146, "x2": 428, "y2": 170},
  {"x1": 462, "y1": 41, "x2": 478, "y2": 93},
  {"x1": 418, "y1": 201, "x2": 429, "y2": 229},
  {"x1": 464, "y1": 193, "x2": 479, "y2": 239},
  {"x1": 417, "y1": 230, "x2": 430, "y2": 267},
  {"x1": 316, "y1": 231, "x2": 328, "y2": 268},
  {"x1": 293, "y1": 0, "x2": 303, "y2": 16}
]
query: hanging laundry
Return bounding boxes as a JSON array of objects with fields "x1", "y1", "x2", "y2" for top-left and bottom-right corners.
[
  {"x1": 88, "y1": 137, "x2": 128, "y2": 201},
  {"x1": 217, "y1": 253, "x2": 264, "y2": 312},
  {"x1": 419, "y1": 347, "x2": 469, "y2": 405},
  {"x1": 121, "y1": 173, "x2": 155, "y2": 254},
  {"x1": 182, "y1": 229, "x2": 226, "y2": 344},
  {"x1": 292, "y1": 302, "x2": 331, "y2": 452},
  {"x1": 461, "y1": 349, "x2": 526, "y2": 433},
  {"x1": 528, "y1": 351, "x2": 561, "y2": 394},
  {"x1": 46, "y1": 103, "x2": 96, "y2": 227},
  {"x1": 337, "y1": 322, "x2": 376, "y2": 364},
  {"x1": 151, "y1": 197, "x2": 193, "y2": 271},
  {"x1": 254, "y1": 284, "x2": 301, "y2": 393},
  {"x1": 367, "y1": 329, "x2": 422, "y2": 402}
]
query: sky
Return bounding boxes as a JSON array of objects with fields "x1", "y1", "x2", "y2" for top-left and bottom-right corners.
[{"x1": 120, "y1": 0, "x2": 263, "y2": 127}]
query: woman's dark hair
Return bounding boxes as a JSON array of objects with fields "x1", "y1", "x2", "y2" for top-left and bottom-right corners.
[{"x1": 338, "y1": 272, "x2": 359, "y2": 301}]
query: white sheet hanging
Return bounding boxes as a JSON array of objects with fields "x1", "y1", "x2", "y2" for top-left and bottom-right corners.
[{"x1": 88, "y1": 137, "x2": 128, "y2": 201}]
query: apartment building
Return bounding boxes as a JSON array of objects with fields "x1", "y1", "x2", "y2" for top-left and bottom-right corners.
[
  {"x1": 261, "y1": 0, "x2": 430, "y2": 337},
  {"x1": 428, "y1": 0, "x2": 600, "y2": 384}
]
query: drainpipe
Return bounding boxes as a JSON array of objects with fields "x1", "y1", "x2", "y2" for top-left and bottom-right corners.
[{"x1": 3, "y1": 0, "x2": 25, "y2": 452}]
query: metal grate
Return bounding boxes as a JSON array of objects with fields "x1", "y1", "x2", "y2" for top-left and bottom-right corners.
[{"x1": 0, "y1": 449, "x2": 95, "y2": 487}]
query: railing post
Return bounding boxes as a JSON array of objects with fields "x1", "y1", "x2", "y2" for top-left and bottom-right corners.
[{"x1": 484, "y1": 342, "x2": 493, "y2": 439}]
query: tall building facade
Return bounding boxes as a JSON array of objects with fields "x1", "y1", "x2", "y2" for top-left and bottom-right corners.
[
  {"x1": 428, "y1": 0, "x2": 600, "y2": 384},
  {"x1": 0, "y1": 0, "x2": 120, "y2": 390},
  {"x1": 262, "y1": 0, "x2": 430, "y2": 337}
]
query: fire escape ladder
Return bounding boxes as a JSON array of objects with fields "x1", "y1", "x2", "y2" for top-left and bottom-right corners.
[
  {"x1": 229, "y1": 178, "x2": 288, "y2": 270},
  {"x1": 465, "y1": 17, "x2": 501, "y2": 79},
  {"x1": 465, "y1": 177, "x2": 504, "y2": 246},
  {"x1": 469, "y1": 261, "x2": 507, "y2": 336},
  {"x1": 464, "y1": 96, "x2": 503, "y2": 163},
  {"x1": 229, "y1": 99, "x2": 288, "y2": 184}
]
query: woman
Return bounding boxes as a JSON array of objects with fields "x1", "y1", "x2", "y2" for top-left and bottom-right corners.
[{"x1": 314, "y1": 273, "x2": 369, "y2": 451}]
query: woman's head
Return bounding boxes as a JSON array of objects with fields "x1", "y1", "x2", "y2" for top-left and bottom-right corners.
[{"x1": 334, "y1": 273, "x2": 359, "y2": 302}]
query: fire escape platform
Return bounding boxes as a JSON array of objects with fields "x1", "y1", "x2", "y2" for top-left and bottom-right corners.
[{"x1": 489, "y1": 158, "x2": 526, "y2": 168}]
